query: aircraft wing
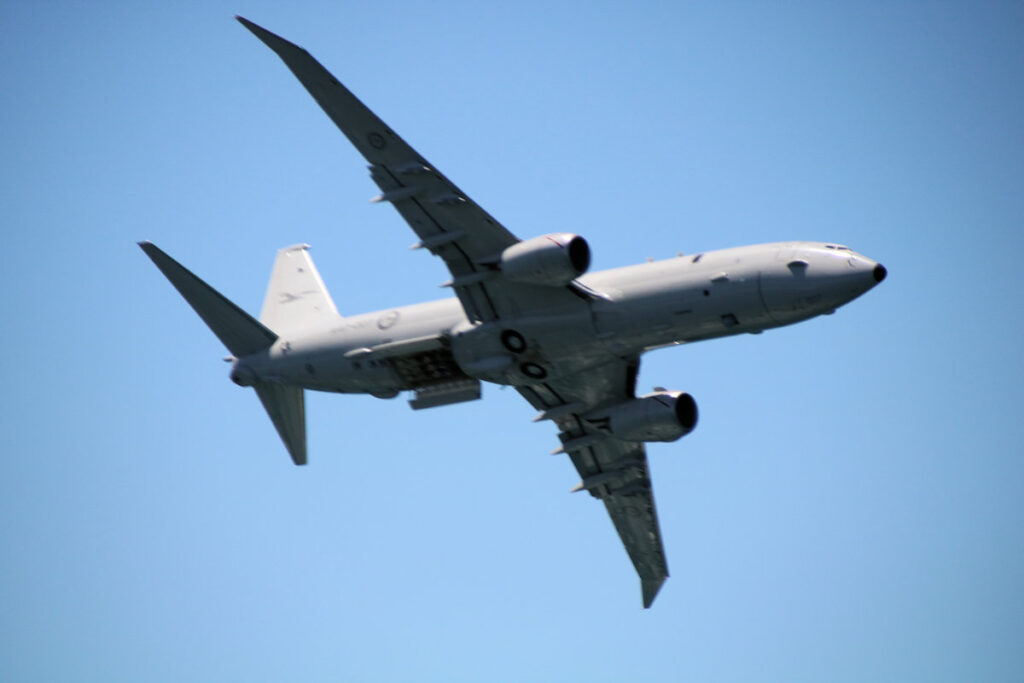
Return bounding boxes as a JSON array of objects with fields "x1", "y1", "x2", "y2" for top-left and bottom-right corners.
[
  {"x1": 238, "y1": 18, "x2": 669, "y2": 606},
  {"x1": 237, "y1": 17, "x2": 575, "y2": 324},
  {"x1": 518, "y1": 359, "x2": 671, "y2": 608}
]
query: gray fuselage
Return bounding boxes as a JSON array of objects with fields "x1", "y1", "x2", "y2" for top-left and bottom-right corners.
[{"x1": 235, "y1": 241, "x2": 886, "y2": 397}]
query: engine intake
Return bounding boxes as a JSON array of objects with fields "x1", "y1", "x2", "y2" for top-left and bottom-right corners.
[
  {"x1": 499, "y1": 233, "x2": 590, "y2": 286},
  {"x1": 595, "y1": 391, "x2": 698, "y2": 443}
]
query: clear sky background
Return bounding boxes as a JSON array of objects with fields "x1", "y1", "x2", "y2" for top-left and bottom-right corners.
[{"x1": 2, "y1": 2, "x2": 1022, "y2": 681}]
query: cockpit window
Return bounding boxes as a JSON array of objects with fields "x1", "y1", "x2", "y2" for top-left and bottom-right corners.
[
  {"x1": 825, "y1": 244, "x2": 850, "y2": 251},
  {"x1": 691, "y1": 254, "x2": 703, "y2": 263}
]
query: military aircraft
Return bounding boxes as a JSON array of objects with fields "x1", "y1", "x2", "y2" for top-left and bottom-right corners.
[{"x1": 140, "y1": 17, "x2": 887, "y2": 608}]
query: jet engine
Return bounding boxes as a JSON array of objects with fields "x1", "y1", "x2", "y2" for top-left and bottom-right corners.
[
  {"x1": 594, "y1": 391, "x2": 698, "y2": 443},
  {"x1": 499, "y1": 233, "x2": 591, "y2": 286}
]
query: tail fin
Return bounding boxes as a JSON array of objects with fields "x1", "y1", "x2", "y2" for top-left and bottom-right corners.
[
  {"x1": 139, "y1": 241, "x2": 277, "y2": 357},
  {"x1": 140, "y1": 241, "x2": 307, "y2": 466},
  {"x1": 260, "y1": 244, "x2": 339, "y2": 333}
]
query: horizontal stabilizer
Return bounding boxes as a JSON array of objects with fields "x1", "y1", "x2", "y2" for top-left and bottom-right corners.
[
  {"x1": 139, "y1": 242, "x2": 277, "y2": 357},
  {"x1": 254, "y1": 382, "x2": 307, "y2": 465}
]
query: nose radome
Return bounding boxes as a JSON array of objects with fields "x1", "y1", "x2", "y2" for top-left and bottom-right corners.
[{"x1": 873, "y1": 263, "x2": 887, "y2": 283}]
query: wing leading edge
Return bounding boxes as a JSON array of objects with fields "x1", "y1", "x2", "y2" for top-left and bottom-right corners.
[
  {"x1": 237, "y1": 16, "x2": 591, "y2": 324},
  {"x1": 236, "y1": 16, "x2": 522, "y2": 323}
]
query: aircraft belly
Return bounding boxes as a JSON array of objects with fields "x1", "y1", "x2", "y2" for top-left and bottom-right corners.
[
  {"x1": 450, "y1": 297, "x2": 613, "y2": 385},
  {"x1": 253, "y1": 348, "x2": 398, "y2": 395},
  {"x1": 249, "y1": 298, "x2": 474, "y2": 396}
]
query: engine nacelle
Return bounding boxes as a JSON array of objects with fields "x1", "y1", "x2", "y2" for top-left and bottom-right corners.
[
  {"x1": 597, "y1": 391, "x2": 698, "y2": 443},
  {"x1": 499, "y1": 233, "x2": 590, "y2": 286}
]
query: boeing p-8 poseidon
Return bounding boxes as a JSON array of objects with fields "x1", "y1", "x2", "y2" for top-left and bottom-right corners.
[{"x1": 140, "y1": 17, "x2": 887, "y2": 608}]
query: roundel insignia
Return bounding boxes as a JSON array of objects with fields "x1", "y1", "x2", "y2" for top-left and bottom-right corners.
[
  {"x1": 377, "y1": 310, "x2": 400, "y2": 330},
  {"x1": 368, "y1": 132, "x2": 387, "y2": 150}
]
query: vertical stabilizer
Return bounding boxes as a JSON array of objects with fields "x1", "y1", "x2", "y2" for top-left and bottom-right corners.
[{"x1": 260, "y1": 244, "x2": 339, "y2": 334}]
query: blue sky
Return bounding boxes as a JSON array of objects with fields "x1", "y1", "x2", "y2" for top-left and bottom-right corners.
[{"x1": 2, "y1": 1, "x2": 1022, "y2": 681}]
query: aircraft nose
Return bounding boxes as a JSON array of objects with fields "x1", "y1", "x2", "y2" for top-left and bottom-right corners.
[{"x1": 873, "y1": 263, "x2": 887, "y2": 283}]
